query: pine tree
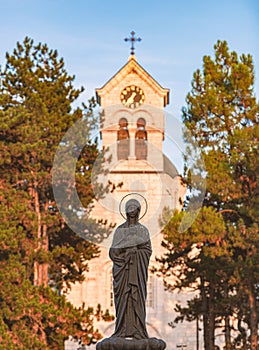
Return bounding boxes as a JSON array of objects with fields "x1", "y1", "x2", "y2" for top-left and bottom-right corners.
[
  {"x1": 0, "y1": 37, "x2": 111, "y2": 348},
  {"x1": 0, "y1": 185, "x2": 103, "y2": 349},
  {"x1": 0, "y1": 36, "x2": 109, "y2": 287},
  {"x1": 158, "y1": 41, "x2": 258, "y2": 350},
  {"x1": 159, "y1": 207, "x2": 228, "y2": 350}
]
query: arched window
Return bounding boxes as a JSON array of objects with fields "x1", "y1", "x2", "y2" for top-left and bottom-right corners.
[
  {"x1": 135, "y1": 118, "x2": 147, "y2": 160},
  {"x1": 117, "y1": 118, "x2": 130, "y2": 160}
]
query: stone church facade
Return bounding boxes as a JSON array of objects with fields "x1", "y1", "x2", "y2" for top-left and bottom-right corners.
[{"x1": 65, "y1": 55, "x2": 199, "y2": 350}]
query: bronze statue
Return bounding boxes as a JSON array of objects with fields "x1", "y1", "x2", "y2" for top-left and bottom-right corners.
[
  {"x1": 96, "y1": 196, "x2": 166, "y2": 350},
  {"x1": 110, "y1": 198, "x2": 151, "y2": 339}
]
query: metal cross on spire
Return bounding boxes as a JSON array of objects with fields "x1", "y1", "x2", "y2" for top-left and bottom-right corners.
[{"x1": 124, "y1": 31, "x2": 141, "y2": 56}]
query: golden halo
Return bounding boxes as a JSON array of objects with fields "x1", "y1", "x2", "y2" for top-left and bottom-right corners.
[{"x1": 119, "y1": 193, "x2": 148, "y2": 220}]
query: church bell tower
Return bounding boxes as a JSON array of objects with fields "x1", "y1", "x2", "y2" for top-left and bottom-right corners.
[{"x1": 93, "y1": 33, "x2": 183, "y2": 241}]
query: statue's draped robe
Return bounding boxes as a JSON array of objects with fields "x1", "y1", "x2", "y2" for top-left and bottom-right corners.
[{"x1": 109, "y1": 223, "x2": 152, "y2": 340}]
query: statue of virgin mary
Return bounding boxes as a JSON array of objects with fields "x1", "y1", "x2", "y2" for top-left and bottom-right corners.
[
  {"x1": 109, "y1": 198, "x2": 152, "y2": 339},
  {"x1": 96, "y1": 197, "x2": 166, "y2": 350}
]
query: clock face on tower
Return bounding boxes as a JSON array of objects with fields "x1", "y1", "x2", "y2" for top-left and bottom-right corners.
[{"x1": 120, "y1": 85, "x2": 145, "y2": 109}]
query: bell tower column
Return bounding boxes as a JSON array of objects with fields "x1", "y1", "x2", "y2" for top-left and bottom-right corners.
[{"x1": 128, "y1": 126, "x2": 136, "y2": 160}]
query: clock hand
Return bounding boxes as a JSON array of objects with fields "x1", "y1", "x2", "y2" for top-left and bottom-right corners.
[{"x1": 126, "y1": 92, "x2": 137, "y2": 106}]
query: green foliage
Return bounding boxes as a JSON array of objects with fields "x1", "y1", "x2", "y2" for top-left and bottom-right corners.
[
  {"x1": 0, "y1": 36, "x2": 109, "y2": 288},
  {"x1": 0, "y1": 37, "x2": 111, "y2": 348},
  {"x1": 0, "y1": 186, "x2": 103, "y2": 349},
  {"x1": 158, "y1": 41, "x2": 259, "y2": 350}
]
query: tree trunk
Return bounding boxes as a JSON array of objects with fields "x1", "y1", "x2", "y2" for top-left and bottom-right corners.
[
  {"x1": 201, "y1": 275, "x2": 210, "y2": 350},
  {"x1": 35, "y1": 222, "x2": 49, "y2": 286},
  {"x1": 196, "y1": 317, "x2": 200, "y2": 350},
  {"x1": 225, "y1": 315, "x2": 232, "y2": 350},
  {"x1": 237, "y1": 319, "x2": 248, "y2": 350},
  {"x1": 33, "y1": 179, "x2": 49, "y2": 286},
  {"x1": 208, "y1": 284, "x2": 215, "y2": 350},
  {"x1": 248, "y1": 286, "x2": 258, "y2": 350}
]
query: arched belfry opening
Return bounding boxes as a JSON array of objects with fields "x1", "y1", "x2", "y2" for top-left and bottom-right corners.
[
  {"x1": 135, "y1": 117, "x2": 147, "y2": 160},
  {"x1": 117, "y1": 117, "x2": 130, "y2": 160}
]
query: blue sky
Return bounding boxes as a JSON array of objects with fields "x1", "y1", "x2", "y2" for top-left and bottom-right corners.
[{"x1": 0, "y1": 0, "x2": 258, "y2": 119}]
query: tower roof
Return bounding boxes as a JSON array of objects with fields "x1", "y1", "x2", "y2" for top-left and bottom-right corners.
[
  {"x1": 163, "y1": 154, "x2": 178, "y2": 178},
  {"x1": 96, "y1": 55, "x2": 170, "y2": 107}
]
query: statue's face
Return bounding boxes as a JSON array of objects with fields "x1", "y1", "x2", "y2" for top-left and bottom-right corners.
[{"x1": 126, "y1": 204, "x2": 139, "y2": 218}]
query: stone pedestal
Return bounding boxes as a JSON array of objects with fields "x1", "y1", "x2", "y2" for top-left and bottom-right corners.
[{"x1": 96, "y1": 336, "x2": 166, "y2": 350}]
